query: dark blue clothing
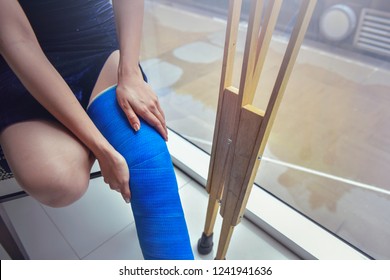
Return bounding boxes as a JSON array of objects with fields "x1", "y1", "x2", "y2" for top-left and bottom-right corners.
[{"x1": 0, "y1": 0, "x2": 119, "y2": 132}]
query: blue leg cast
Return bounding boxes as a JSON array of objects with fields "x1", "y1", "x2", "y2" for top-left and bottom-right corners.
[{"x1": 87, "y1": 86, "x2": 194, "y2": 260}]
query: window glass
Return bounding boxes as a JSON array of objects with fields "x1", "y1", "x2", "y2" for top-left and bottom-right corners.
[{"x1": 142, "y1": 0, "x2": 390, "y2": 259}]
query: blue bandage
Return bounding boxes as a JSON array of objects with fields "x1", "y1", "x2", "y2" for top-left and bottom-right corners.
[{"x1": 87, "y1": 86, "x2": 194, "y2": 260}]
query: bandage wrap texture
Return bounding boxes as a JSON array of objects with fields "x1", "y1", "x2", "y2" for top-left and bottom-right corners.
[{"x1": 87, "y1": 86, "x2": 194, "y2": 260}]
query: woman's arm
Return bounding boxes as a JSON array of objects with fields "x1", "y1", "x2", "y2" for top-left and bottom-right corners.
[
  {"x1": 112, "y1": 0, "x2": 168, "y2": 141},
  {"x1": 0, "y1": 0, "x2": 131, "y2": 203}
]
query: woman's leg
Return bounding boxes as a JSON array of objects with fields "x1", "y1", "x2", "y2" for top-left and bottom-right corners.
[
  {"x1": 0, "y1": 51, "x2": 119, "y2": 208},
  {"x1": 0, "y1": 120, "x2": 94, "y2": 208},
  {"x1": 90, "y1": 50, "x2": 120, "y2": 102},
  {"x1": 88, "y1": 51, "x2": 194, "y2": 259}
]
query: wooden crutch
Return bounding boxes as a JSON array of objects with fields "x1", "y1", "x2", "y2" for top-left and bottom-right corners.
[{"x1": 197, "y1": 0, "x2": 317, "y2": 260}]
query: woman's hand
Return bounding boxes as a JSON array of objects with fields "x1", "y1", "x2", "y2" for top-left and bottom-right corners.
[
  {"x1": 112, "y1": 0, "x2": 166, "y2": 139},
  {"x1": 96, "y1": 147, "x2": 131, "y2": 203},
  {"x1": 116, "y1": 67, "x2": 168, "y2": 141}
]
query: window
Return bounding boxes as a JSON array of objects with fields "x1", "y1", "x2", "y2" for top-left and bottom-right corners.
[{"x1": 142, "y1": 0, "x2": 390, "y2": 259}]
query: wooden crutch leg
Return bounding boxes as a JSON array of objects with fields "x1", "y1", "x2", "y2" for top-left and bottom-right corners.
[
  {"x1": 215, "y1": 0, "x2": 317, "y2": 260},
  {"x1": 197, "y1": 0, "x2": 242, "y2": 255},
  {"x1": 197, "y1": 88, "x2": 238, "y2": 254}
]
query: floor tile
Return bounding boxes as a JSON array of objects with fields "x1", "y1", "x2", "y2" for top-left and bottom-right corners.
[
  {"x1": 174, "y1": 167, "x2": 192, "y2": 188},
  {"x1": 83, "y1": 224, "x2": 143, "y2": 260},
  {"x1": 41, "y1": 177, "x2": 134, "y2": 258},
  {"x1": 2, "y1": 197, "x2": 78, "y2": 260}
]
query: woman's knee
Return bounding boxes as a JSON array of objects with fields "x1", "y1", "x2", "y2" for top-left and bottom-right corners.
[
  {"x1": 16, "y1": 163, "x2": 90, "y2": 208},
  {"x1": 1, "y1": 120, "x2": 94, "y2": 207}
]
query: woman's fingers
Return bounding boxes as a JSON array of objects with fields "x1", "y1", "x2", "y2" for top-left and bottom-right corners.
[
  {"x1": 118, "y1": 96, "x2": 141, "y2": 132},
  {"x1": 143, "y1": 109, "x2": 167, "y2": 141},
  {"x1": 154, "y1": 100, "x2": 168, "y2": 137},
  {"x1": 98, "y1": 151, "x2": 131, "y2": 204},
  {"x1": 107, "y1": 177, "x2": 131, "y2": 203},
  {"x1": 119, "y1": 182, "x2": 131, "y2": 203},
  {"x1": 119, "y1": 95, "x2": 168, "y2": 141},
  {"x1": 110, "y1": 186, "x2": 130, "y2": 203}
]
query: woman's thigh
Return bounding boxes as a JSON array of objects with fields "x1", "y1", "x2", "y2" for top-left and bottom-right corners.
[
  {"x1": 89, "y1": 50, "x2": 120, "y2": 103},
  {"x1": 0, "y1": 119, "x2": 94, "y2": 207},
  {"x1": 0, "y1": 50, "x2": 121, "y2": 206}
]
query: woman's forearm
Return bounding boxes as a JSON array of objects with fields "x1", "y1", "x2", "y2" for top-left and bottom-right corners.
[{"x1": 112, "y1": 0, "x2": 144, "y2": 79}]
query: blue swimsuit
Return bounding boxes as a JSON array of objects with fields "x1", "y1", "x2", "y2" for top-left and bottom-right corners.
[
  {"x1": 0, "y1": 0, "x2": 118, "y2": 176},
  {"x1": 0, "y1": 0, "x2": 118, "y2": 132}
]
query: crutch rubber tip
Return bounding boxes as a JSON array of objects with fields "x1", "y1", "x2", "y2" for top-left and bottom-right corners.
[{"x1": 197, "y1": 232, "x2": 214, "y2": 255}]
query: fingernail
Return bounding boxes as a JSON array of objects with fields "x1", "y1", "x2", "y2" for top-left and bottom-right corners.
[
  {"x1": 134, "y1": 124, "x2": 140, "y2": 131},
  {"x1": 123, "y1": 196, "x2": 130, "y2": 204}
]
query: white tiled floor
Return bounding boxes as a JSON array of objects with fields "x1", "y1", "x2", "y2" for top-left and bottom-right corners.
[{"x1": 0, "y1": 166, "x2": 299, "y2": 260}]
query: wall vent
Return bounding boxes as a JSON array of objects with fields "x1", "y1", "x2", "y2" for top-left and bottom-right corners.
[{"x1": 354, "y1": 8, "x2": 390, "y2": 57}]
